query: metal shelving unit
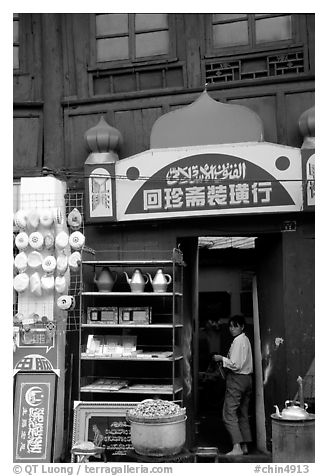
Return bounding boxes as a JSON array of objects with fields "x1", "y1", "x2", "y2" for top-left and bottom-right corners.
[{"x1": 78, "y1": 248, "x2": 185, "y2": 403}]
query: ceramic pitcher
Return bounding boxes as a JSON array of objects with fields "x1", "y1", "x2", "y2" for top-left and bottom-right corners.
[
  {"x1": 94, "y1": 267, "x2": 117, "y2": 292},
  {"x1": 147, "y1": 268, "x2": 172, "y2": 293},
  {"x1": 124, "y1": 268, "x2": 148, "y2": 293}
]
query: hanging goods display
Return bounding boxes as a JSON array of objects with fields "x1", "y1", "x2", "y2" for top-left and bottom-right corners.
[
  {"x1": 15, "y1": 232, "x2": 29, "y2": 251},
  {"x1": 14, "y1": 210, "x2": 27, "y2": 230},
  {"x1": 56, "y1": 254, "x2": 68, "y2": 275},
  {"x1": 26, "y1": 209, "x2": 39, "y2": 229},
  {"x1": 68, "y1": 251, "x2": 81, "y2": 271},
  {"x1": 69, "y1": 231, "x2": 85, "y2": 250},
  {"x1": 55, "y1": 275, "x2": 66, "y2": 293},
  {"x1": 57, "y1": 295, "x2": 75, "y2": 310},
  {"x1": 29, "y1": 232, "x2": 44, "y2": 251},
  {"x1": 67, "y1": 208, "x2": 82, "y2": 230},
  {"x1": 42, "y1": 255, "x2": 57, "y2": 274},
  {"x1": 27, "y1": 251, "x2": 43, "y2": 270},
  {"x1": 30, "y1": 272, "x2": 42, "y2": 297},
  {"x1": 14, "y1": 273, "x2": 29, "y2": 293},
  {"x1": 55, "y1": 231, "x2": 69, "y2": 250},
  {"x1": 53, "y1": 207, "x2": 64, "y2": 225},
  {"x1": 44, "y1": 231, "x2": 55, "y2": 250},
  {"x1": 14, "y1": 252, "x2": 28, "y2": 273},
  {"x1": 39, "y1": 208, "x2": 54, "y2": 227},
  {"x1": 41, "y1": 274, "x2": 55, "y2": 291}
]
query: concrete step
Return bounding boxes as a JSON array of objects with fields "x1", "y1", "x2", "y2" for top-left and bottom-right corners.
[{"x1": 218, "y1": 450, "x2": 272, "y2": 463}]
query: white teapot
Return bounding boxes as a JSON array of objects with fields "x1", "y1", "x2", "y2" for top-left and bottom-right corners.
[
  {"x1": 124, "y1": 268, "x2": 148, "y2": 293},
  {"x1": 147, "y1": 268, "x2": 172, "y2": 293}
]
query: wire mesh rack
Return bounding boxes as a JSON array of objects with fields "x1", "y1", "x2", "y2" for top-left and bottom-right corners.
[{"x1": 65, "y1": 191, "x2": 86, "y2": 332}]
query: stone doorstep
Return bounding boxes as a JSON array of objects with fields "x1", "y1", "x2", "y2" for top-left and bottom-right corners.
[
  {"x1": 218, "y1": 451, "x2": 272, "y2": 463},
  {"x1": 193, "y1": 446, "x2": 272, "y2": 463},
  {"x1": 192, "y1": 446, "x2": 219, "y2": 462}
]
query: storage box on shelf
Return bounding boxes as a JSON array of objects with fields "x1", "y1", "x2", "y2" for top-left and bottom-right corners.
[{"x1": 78, "y1": 249, "x2": 184, "y2": 403}]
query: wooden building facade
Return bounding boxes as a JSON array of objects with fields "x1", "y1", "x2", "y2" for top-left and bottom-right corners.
[
  {"x1": 13, "y1": 13, "x2": 315, "y2": 460},
  {"x1": 14, "y1": 13, "x2": 314, "y2": 179}
]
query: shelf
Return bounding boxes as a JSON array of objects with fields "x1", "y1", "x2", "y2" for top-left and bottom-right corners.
[
  {"x1": 81, "y1": 353, "x2": 183, "y2": 361},
  {"x1": 80, "y1": 385, "x2": 183, "y2": 394},
  {"x1": 82, "y1": 323, "x2": 183, "y2": 328},
  {"x1": 82, "y1": 260, "x2": 177, "y2": 266},
  {"x1": 81, "y1": 292, "x2": 182, "y2": 297},
  {"x1": 79, "y1": 248, "x2": 184, "y2": 402}
]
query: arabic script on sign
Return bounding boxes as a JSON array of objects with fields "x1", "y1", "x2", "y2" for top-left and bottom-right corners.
[{"x1": 166, "y1": 162, "x2": 246, "y2": 185}]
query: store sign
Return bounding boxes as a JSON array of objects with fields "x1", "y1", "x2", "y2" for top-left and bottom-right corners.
[
  {"x1": 126, "y1": 154, "x2": 292, "y2": 214},
  {"x1": 13, "y1": 373, "x2": 56, "y2": 462},
  {"x1": 84, "y1": 163, "x2": 116, "y2": 222},
  {"x1": 13, "y1": 353, "x2": 60, "y2": 377},
  {"x1": 115, "y1": 143, "x2": 303, "y2": 221},
  {"x1": 301, "y1": 148, "x2": 315, "y2": 210}
]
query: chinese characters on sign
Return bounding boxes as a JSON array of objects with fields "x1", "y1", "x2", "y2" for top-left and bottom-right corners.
[
  {"x1": 19, "y1": 406, "x2": 45, "y2": 455},
  {"x1": 14, "y1": 373, "x2": 56, "y2": 462},
  {"x1": 89, "y1": 167, "x2": 113, "y2": 217},
  {"x1": 124, "y1": 153, "x2": 296, "y2": 217},
  {"x1": 306, "y1": 155, "x2": 315, "y2": 206},
  {"x1": 85, "y1": 163, "x2": 117, "y2": 222},
  {"x1": 301, "y1": 149, "x2": 315, "y2": 211},
  {"x1": 144, "y1": 181, "x2": 273, "y2": 211},
  {"x1": 141, "y1": 160, "x2": 275, "y2": 211}
]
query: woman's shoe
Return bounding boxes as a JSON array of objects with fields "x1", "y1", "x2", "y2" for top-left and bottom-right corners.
[{"x1": 241, "y1": 443, "x2": 248, "y2": 455}]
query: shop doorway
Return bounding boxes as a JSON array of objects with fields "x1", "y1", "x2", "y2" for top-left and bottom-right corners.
[{"x1": 194, "y1": 236, "x2": 265, "y2": 452}]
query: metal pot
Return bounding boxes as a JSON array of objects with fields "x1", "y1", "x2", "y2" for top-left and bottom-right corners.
[
  {"x1": 128, "y1": 414, "x2": 186, "y2": 456},
  {"x1": 274, "y1": 401, "x2": 310, "y2": 420}
]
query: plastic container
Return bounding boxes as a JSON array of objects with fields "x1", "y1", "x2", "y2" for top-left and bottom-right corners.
[
  {"x1": 128, "y1": 413, "x2": 187, "y2": 457},
  {"x1": 271, "y1": 414, "x2": 315, "y2": 463}
]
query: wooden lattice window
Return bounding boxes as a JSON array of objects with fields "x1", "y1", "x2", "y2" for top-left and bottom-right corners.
[
  {"x1": 95, "y1": 13, "x2": 173, "y2": 64},
  {"x1": 13, "y1": 13, "x2": 19, "y2": 69},
  {"x1": 208, "y1": 13, "x2": 296, "y2": 53}
]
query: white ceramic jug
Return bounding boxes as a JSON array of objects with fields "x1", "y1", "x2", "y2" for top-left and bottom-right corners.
[
  {"x1": 124, "y1": 268, "x2": 149, "y2": 293},
  {"x1": 147, "y1": 268, "x2": 172, "y2": 293}
]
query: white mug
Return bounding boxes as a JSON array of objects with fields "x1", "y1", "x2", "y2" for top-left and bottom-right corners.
[{"x1": 57, "y1": 295, "x2": 75, "y2": 310}]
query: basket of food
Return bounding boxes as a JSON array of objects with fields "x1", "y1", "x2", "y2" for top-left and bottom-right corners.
[{"x1": 126, "y1": 399, "x2": 187, "y2": 457}]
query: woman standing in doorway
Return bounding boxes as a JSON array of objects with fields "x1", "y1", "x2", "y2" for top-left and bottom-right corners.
[{"x1": 213, "y1": 314, "x2": 253, "y2": 456}]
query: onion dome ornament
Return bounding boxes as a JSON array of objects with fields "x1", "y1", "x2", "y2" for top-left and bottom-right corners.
[
  {"x1": 84, "y1": 115, "x2": 123, "y2": 164},
  {"x1": 299, "y1": 106, "x2": 315, "y2": 149}
]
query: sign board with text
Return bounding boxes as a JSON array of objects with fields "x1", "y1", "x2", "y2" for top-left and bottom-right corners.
[
  {"x1": 13, "y1": 372, "x2": 57, "y2": 462},
  {"x1": 72, "y1": 401, "x2": 137, "y2": 462},
  {"x1": 301, "y1": 148, "x2": 315, "y2": 211},
  {"x1": 115, "y1": 143, "x2": 303, "y2": 221}
]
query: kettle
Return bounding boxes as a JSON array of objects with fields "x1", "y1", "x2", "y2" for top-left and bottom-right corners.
[
  {"x1": 147, "y1": 268, "x2": 172, "y2": 293},
  {"x1": 274, "y1": 401, "x2": 310, "y2": 420},
  {"x1": 274, "y1": 376, "x2": 310, "y2": 420},
  {"x1": 124, "y1": 268, "x2": 148, "y2": 293},
  {"x1": 94, "y1": 267, "x2": 117, "y2": 292}
]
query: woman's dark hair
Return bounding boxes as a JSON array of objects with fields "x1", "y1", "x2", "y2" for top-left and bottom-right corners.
[{"x1": 228, "y1": 314, "x2": 245, "y2": 328}]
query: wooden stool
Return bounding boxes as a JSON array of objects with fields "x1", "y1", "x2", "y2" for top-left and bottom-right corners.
[
  {"x1": 193, "y1": 446, "x2": 219, "y2": 463},
  {"x1": 71, "y1": 446, "x2": 105, "y2": 463}
]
